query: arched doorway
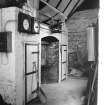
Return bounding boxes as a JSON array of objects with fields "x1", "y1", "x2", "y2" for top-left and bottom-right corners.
[{"x1": 41, "y1": 36, "x2": 59, "y2": 83}]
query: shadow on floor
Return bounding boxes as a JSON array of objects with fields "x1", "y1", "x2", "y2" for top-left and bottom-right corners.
[{"x1": 27, "y1": 97, "x2": 42, "y2": 105}]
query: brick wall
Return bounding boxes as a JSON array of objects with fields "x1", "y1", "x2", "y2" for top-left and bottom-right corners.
[
  {"x1": 66, "y1": 9, "x2": 98, "y2": 71},
  {"x1": 68, "y1": 31, "x2": 88, "y2": 70}
]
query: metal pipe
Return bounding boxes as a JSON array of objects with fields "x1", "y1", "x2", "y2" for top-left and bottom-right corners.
[{"x1": 40, "y1": 0, "x2": 67, "y2": 19}]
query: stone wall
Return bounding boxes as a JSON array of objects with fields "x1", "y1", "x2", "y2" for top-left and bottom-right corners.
[
  {"x1": 67, "y1": 9, "x2": 98, "y2": 32},
  {"x1": 66, "y1": 9, "x2": 98, "y2": 71},
  {"x1": 68, "y1": 31, "x2": 87, "y2": 70}
]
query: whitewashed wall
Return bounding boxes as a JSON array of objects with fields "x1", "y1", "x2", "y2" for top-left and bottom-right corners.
[
  {"x1": 0, "y1": 7, "x2": 40, "y2": 105},
  {"x1": 0, "y1": 7, "x2": 16, "y2": 105},
  {"x1": 0, "y1": 6, "x2": 68, "y2": 105}
]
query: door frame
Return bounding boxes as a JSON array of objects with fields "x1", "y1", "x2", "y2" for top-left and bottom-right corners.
[
  {"x1": 24, "y1": 42, "x2": 39, "y2": 105},
  {"x1": 61, "y1": 44, "x2": 67, "y2": 80}
]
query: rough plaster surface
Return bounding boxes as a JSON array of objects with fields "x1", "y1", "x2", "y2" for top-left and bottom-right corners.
[
  {"x1": 0, "y1": 80, "x2": 16, "y2": 105},
  {"x1": 0, "y1": 6, "x2": 68, "y2": 105},
  {"x1": 0, "y1": 7, "x2": 16, "y2": 105}
]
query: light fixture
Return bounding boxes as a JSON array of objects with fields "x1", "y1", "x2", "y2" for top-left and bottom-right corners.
[
  {"x1": 87, "y1": 25, "x2": 95, "y2": 61},
  {"x1": 49, "y1": 19, "x2": 62, "y2": 33}
]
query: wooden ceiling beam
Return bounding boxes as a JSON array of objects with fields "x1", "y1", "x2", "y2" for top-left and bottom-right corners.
[
  {"x1": 40, "y1": 0, "x2": 67, "y2": 19},
  {"x1": 67, "y1": 0, "x2": 84, "y2": 18}
]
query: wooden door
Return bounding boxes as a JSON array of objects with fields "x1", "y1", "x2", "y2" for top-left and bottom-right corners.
[{"x1": 25, "y1": 44, "x2": 39, "y2": 104}]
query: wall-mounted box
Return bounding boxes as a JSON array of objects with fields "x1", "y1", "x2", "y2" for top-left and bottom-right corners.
[
  {"x1": 18, "y1": 12, "x2": 40, "y2": 34},
  {"x1": 0, "y1": 32, "x2": 12, "y2": 52},
  {"x1": 31, "y1": 17, "x2": 40, "y2": 34},
  {"x1": 18, "y1": 12, "x2": 32, "y2": 33}
]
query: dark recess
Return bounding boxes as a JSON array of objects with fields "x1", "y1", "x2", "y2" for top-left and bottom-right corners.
[
  {"x1": 42, "y1": 36, "x2": 58, "y2": 43},
  {"x1": 76, "y1": 0, "x2": 99, "y2": 11},
  {"x1": 0, "y1": 0, "x2": 26, "y2": 8},
  {"x1": 39, "y1": 0, "x2": 50, "y2": 10}
]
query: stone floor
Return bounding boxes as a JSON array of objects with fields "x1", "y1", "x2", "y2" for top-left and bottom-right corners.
[
  {"x1": 42, "y1": 77, "x2": 88, "y2": 105},
  {"x1": 29, "y1": 77, "x2": 88, "y2": 105}
]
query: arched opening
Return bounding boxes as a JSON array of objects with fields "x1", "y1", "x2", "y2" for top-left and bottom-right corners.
[{"x1": 41, "y1": 36, "x2": 59, "y2": 83}]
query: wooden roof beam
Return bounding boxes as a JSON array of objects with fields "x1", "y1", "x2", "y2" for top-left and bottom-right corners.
[{"x1": 40, "y1": 0, "x2": 67, "y2": 19}]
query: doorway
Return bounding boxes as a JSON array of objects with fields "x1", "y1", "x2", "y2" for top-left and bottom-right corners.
[
  {"x1": 25, "y1": 43, "x2": 39, "y2": 104},
  {"x1": 41, "y1": 36, "x2": 59, "y2": 83}
]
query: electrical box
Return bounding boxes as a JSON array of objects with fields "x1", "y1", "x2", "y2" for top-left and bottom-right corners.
[
  {"x1": 0, "y1": 32, "x2": 12, "y2": 52},
  {"x1": 18, "y1": 12, "x2": 40, "y2": 34},
  {"x1": 18, "y1": 12, "x2": 32, "y2": 33},
  {"x1": 31, "y1": 17, "x2": 40, "y2": 34}
]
